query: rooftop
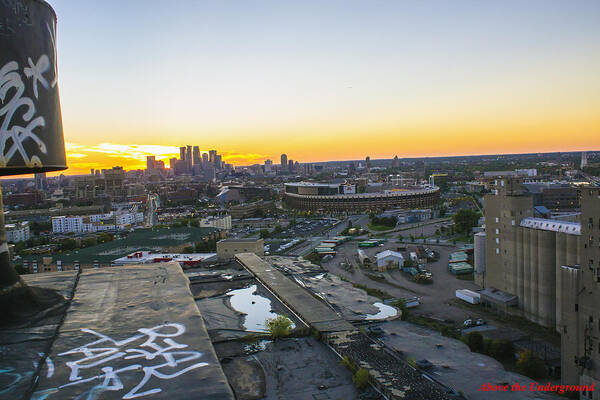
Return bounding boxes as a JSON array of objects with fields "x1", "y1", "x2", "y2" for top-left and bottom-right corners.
[
  {"x1": 21, "y1": 226, "x2": 218, "y2": 264},
  {"x1": 2, "y1": 263, "x2": 234, "y2": 399},
  {"x1": 520, "y1": 217, "x2": 581, "y2": 235}
]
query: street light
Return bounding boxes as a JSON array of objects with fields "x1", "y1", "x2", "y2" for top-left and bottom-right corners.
[{"x1": 1, "y1": 0, "x2": 67, "y2": 326}]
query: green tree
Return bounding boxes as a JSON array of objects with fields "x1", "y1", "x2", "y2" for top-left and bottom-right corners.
[
  {"x1": 259, "y1": 229, "x2": 270, "y2": 239},
  {"x1": 266, "y1": 315, "x2": 293, "y2": 340},
  {"x1": 464, "y1": 332, "x2": 484, "y2": 353},
  {"x1": 59, "y1": 238, "x2": 77, "y2": 251},
  {"x1": 453, "y1": 209, "x2": 480, "y2": 235},
  {"x1": 391, "y1": 299, "x2": 408, "y2": 320},
  {"x1": 82, "y1": 237, "x2": 97, "y2": 248},
  {"x1": 14, "y1": 263, "x2": 27, "y2": 275},
  {"x1": 352, "y1": 368, "x2": 369, "y2": 390},
  {"x1": 516, "y1": 350, "x2": 546, "y2": 379},
  {"x1": 489, "y1": 339, "x2": 515, "y2": 361}
]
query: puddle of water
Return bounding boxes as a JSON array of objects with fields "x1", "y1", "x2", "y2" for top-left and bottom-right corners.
[
  {"x1": 365, "y1": 302, "x2": 398, "y2": 320},
  {"x1": 227, "y1": 284, "x2": 293, "y2": 332},
  {"x1": 313, "y1": 273, "x2": 325, "y2": 280}
]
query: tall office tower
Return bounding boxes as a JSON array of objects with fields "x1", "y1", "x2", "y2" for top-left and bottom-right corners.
[
  {"x1": 169, "y1": 158, "x2": 178, "y2": 170},
  {"x1": 365, "y1": 156, "x2": 371, "y2": 170},
  {"x1": 179, "y1": 146, "x2": 186, "y2": 161},
  {"x1": 392, "y1": 155, "x2": 400, "y2": 168},
  {"x1": 209, "y1": 150, "x2": 217, "y2": 164},
  {"x1": 280, "y1": 154, "x2": 288, "y2": 170},
  {"x1": 90, "y1": 169, "x2": 94, "y2": 176},
  {"x1": 264, "y1": 159, "x2": 273, "y2": 173},
  {"x1": 186, "y1": 145, "x2": 193, "y2": 172},
  {"x1": 34, "y1": 172, "x2": 47, "y2": 191},
  {"x1": 146, "y1": 156, "x2": 156, "y2": 170},
  {"x1": 215, "y1": 154, "x2": 222, "y2": 169},
  {"x1": 155, "y1": 160, "x2": 164, "y2": 169},
  {"x1": 560, "y1": 188, "x2": 600, "y2": 387},
  {"x1": 288, "y1": 159, "x2": 294, "y2": 172},
  {"x1": 202, "y1": 152, "x2": 209, "y2": 165},
  {"x1": 581, "y1": 151, "x2": 588, "y2": 169},
  {"x1": 193, "y1": 146, "x2": 200, "y2": 165}
]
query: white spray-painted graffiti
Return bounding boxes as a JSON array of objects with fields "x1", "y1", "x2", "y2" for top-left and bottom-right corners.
[
  {"x1": 32, "y1": 323, "x2": 209, "y2": 400},
  {"x1": 0, "y1": 23, "x2": 57, "y2": 168}
]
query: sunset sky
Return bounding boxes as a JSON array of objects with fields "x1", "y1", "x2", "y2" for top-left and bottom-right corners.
[{"x1": 45, "y1": 0, "x2": 600, "y2": 174}]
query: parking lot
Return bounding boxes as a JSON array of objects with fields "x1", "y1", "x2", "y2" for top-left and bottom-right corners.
[{"x1": 322, "y1": 239, "x2": 481, "y2": 324}]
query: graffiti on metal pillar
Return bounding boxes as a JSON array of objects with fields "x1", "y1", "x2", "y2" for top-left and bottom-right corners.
[{"x1": 0, "y1": 0, "x2": 67, "y2": 175}]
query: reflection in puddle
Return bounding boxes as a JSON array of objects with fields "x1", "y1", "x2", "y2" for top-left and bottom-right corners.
[
  {"x1": 365, "y1": 302, "x2": 398, "y2": 320},
  {"x1": 313, "y1": 273, "x2": 325, "y2": 280},
  {"x1": 227, "y1": 285, "x2": 278, "y2": 332}
]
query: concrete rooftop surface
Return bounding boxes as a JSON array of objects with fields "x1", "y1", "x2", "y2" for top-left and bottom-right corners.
[{"x1": 1, "y1": 263, "x2": 234, "y2": 400}]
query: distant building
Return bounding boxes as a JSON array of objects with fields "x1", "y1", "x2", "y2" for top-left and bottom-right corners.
[
  {"x1": 284, "y1": 182, "x2": 439, "y2": 212},
  {"x1": 216, "y1": 238, "x2": 264, "y2": 260},
  {"x1": 112, "y1": 250, "x2": 216, "y2": 266},
  {"x1": 34, "y1": 172, "x2": 48, "y2": 191},
  {"x1": 6, "y1": 221, "x2": 30, "y2": 243},
  {"x1": 280, "y1": 154, "x2": 288, "y2": 170},
  {"x1": 52, "y1": 211, "x2": 143, "y2": 233},
  {"x1": 193, "y1": 146, "x2": 200, "y2": 165},
  {"x1": 581, "y1": 151, "x2": 588, "y2": 169},
  {"x1": 146, "y1": 156, "x2": 155, "y2": 170}
]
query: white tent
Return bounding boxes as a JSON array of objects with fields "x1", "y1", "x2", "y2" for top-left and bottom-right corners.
[{"x1": 375, "y1": 250, "x2": 404, "y2": 268}]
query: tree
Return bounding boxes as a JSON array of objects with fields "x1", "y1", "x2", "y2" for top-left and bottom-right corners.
[
  {"x1": 464, "y1": 332, "x2": 484, "y2": 353},
  {"x1": 516, "y1": 350, "x2": 546, "y2": 379},
  {"x1": 59, "y1": 238, "x2": 77, "y2": 251},
  {"x1": 82, "y1": 237, "x2": 97, "y2": 248},
  {"x1": 266, "y1": 315, "x2": 293, "y2": 339},
  {"x1": 352, "y1": 368, "x2": 369, "y2": 390},
  {"x1": 489, "y1": 339, "x2": 515, "y2": 361},
  {"x1": 391, "y1": 299, "x2": 408, "y2": 320},
  {"x1": 453, "y1": 209, "x2": 480, "y2": 235},
  {"x1": 259, "y1": 229, "x2": 270, "y2": 239}
]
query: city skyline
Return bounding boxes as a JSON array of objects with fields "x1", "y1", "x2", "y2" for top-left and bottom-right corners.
[{"x1": 44, "y1": 0, "x2": 600, "y2": 174}]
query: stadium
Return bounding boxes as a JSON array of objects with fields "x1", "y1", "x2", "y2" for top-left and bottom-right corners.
[{"x1": 284, "y1": 182, "x2": 440, "y2": 212}]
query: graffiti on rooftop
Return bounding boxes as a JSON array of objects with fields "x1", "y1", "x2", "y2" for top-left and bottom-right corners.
[{"x1": 32, "y1": 323, "x2": 209, "y2": 399}]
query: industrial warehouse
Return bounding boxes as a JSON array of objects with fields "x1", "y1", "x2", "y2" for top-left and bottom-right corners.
[{"x1": 284, "y1": 181, "x2": 440, "y2": 212}]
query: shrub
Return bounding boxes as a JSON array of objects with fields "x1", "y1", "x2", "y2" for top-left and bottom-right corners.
[
  {"x1": 352, "y1": 368, "x2": 370, "y2": 390},
  {"x1": 489, "y1": 339, "x2": 515, "y2": 361},
  {"x1": 340, "y1": 355, "x2": 354, "y2": 370},
  {"x1": 265, "y1": 315, "x2": 293, "y2": 340},
  {"x1": 391, "y1": 299, "x2": 408, "y2": 320},
  {"x1": 464, "y1": 332, "x2": 484, "y2": 353},
  {"x1": 516, "y1": 350, "x2": 546, "y2": 379}
]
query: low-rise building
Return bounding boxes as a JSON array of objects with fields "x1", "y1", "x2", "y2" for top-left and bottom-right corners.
[
  {"x1": 112, "y1": 251, "x2": 217, "y2": 266},
  {"x1": 216, "y1": 238, "x2": 264, "y2": 260},
  {"x1": 6, "y1": 221, "x2": 30, "y2": 243}
]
